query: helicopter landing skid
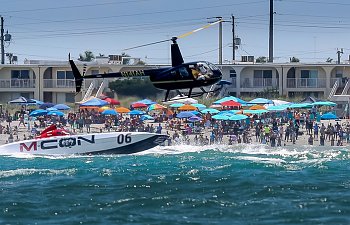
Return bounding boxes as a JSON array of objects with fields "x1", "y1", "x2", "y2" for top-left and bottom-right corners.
[{"x1": 162, "y1": 87, "x2": 223, "y2": 102}]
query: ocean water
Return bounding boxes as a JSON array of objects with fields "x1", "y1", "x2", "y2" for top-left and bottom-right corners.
[{"x1": 0, "y1": 144, "x2": 349, "y2": 225}]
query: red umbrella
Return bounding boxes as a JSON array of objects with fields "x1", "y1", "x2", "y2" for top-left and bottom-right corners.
[
  {"x1": 221, "y1": 100, "x2": 241, "y2": 107},
  {"x1": 104, "y1": 97, "x2": 120, "y2": 105},
  {"x1": 132, "y1": 102, "x2": 147, "y2": 108}
]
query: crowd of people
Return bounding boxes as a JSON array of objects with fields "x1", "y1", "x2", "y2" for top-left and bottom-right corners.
[{"x1": 0, "y1": 104, "x2": 349, "y2": 148}]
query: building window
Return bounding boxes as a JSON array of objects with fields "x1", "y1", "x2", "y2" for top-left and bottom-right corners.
[
  {"x1": 57, "y1": 71, "x2": 74, "y2": 79},
  {"x1": 229, "y1": 69, "x2": 236, "y2": 78},
  {"x1": 91, "y1": 70, "x2": 99, "y2": 75},
  {"x1": 11, "y1": 70, "x2": 30, "y2": 79}
]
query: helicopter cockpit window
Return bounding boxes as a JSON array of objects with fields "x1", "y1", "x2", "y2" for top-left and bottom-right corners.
[
  {"x1": 191, "y1": 62, "x2": 213, "y2": 80},
  {"x1": 207, "y1": 62, "x2": 219, "y2": 71},
  {"x1": 178, "y1": 67, "x2": 190, "y2": 78}
]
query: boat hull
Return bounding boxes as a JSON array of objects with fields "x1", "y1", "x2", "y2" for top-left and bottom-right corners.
[{"x1": 0, "y1": 132, "x2": 168, "y2": 155}]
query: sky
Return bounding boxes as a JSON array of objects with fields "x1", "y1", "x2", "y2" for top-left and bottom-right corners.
[{"x1": 1, "y1": 0, "x2": 350, "y2": 64}]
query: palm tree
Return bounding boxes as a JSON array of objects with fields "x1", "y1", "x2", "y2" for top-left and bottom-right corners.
[
  {"x1": 256, "y1": 56, "x2": 267, "y2": 63},
  {"x1": 78, "y1": 50, "x2": 95, "y2": 62}
]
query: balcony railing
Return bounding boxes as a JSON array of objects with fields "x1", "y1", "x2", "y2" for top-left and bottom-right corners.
[
  {"x1": 0, "y1": 79, "x2": 35, "y2": 88},
  {"x1": 286, "y1": 78, "x2": 326, "y2": 88},
  {"x1": 240, "y1": 78, "x2": 278, "y2": 88},
  {"x1": 330, "y1": 77, "x2": 348, "y2": 88},
  {"x1": 43, "y1": 79, "x2": 75, "y2": 88}
]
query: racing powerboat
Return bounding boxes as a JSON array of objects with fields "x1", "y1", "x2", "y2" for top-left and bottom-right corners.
[{"x1": 0, "y1": 125, "x2": 168, "y2": 155}]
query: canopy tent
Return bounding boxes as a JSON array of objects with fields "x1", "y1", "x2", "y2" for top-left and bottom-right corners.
[
  {"x1": 8, "y1": 96, "x2": 36, "y2": 104},
  {"x1": 288, "y1": 103, "x2": 313, "y2": 109},
  {"x1": 311, "y1": 101, "x2": 337, "y2": 107},
  {"x1": 221, "y1": 100, "x2": 241, "y2": 107},
  {"x1": 300, "y1": 96, "x2": 321, "y2": 104}
]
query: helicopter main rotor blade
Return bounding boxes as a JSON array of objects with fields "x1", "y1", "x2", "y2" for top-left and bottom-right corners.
[
  {"x1": 177, "y1": 20, "x2": 222, "y2": 39},
  {"x1": 123, "y1": 39, "x2": 170, "y2": 51},
  {"x1": 123, "y1": 20, "x2": 222, "y2": 51}
]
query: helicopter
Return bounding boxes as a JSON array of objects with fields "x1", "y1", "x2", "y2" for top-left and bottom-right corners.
[{"x1": 69, "y1": 21, "x2": 224, "y2": 101}]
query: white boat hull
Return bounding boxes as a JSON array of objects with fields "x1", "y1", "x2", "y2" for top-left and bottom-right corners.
[{"x1": 0, "y1": 132, "x2": 168, "y2": 155}]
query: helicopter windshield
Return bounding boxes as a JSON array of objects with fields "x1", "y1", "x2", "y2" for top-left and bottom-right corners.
[{"x1": 190, "y1": 62, "x2": 213, "y2": 81}]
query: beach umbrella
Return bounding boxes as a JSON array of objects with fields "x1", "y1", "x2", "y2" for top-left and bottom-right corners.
[
  {"x1": 188, "y1": 116, "x2": 202, "y2": 122},
  {"x1": 29, "y1": 99, "x2": 44, "y2": 105},
  {"x1": 248, "y1": 98, "x2": 273, "y2": 104},
  {"x1": 267, "y1": 105, "x2": 289, "y2": 111},
  {"x1": 321, "y1": 112, "x2": 338, "y2": 120},
  {"x1": 229, "y1": 114, "x2": 248, "y2": 121},
  {"x1": 178, "y1": 104, "x2": 197, "y2": 111},
  {"x1": 312, "y1": 101, "x2": 337, "y2": 107},
  {"x1": 191, "y1": 103, "x2": 206, "y2": 109},
  {"x1": 209, "y1": 104, "x2": 223, "y2": 109},
  {"x1": 212, "y1": 114, "x2": 230, "y2": 120},
  {"x1": 129, "y1": 110, "x2": 145, "y2": 115},
  {"x1": 137, "y1": 99, "x2": 156, "y2": 105},
  {"x1": 163, "y1": 95, "x2": 198, "y2": 104},
  {"x1": 249, "y1": 105, "x2": 266, "y2": 110},
  {"x1": 289, "y1": 103, "x2": 313, "y2": 109},
  {"x1": 39, "y1": 102, "x2": 55, "y2": 109},
  {"x1": 8, "y1": 96, "x2": 36, "y2": 104},
  {"x1": 104, "y1": 98, "x2": 120, "y2": 105},
  {"x1": 221, "y1": 100, "x2": 241, "y2": 107},
  {"x1": 170, "y1": 103, "x2": 185, "y2": 108},
  {"x1": 242, "y1": 109, "x2": 268, "y2": 115},
  {"x1": 148, "y1": 103, "x2": 166, "y2": 111},
  {"x1": 140, "y1": 115, "x2": 155, "y2": 121},
  {"x1": 47, "y1": 111, "x2": 65, "y2": 116},
  {"x1": 132, "y1": 102, "x2": 147, "y2": 108},
  {"x1": 201, "y1": 108, "x2": 220, "y2": 114},
  {"x1": 214, "y1": 96, "x2": 247, "y2": 105},
  {"x1": 98, "y1": 106, "x2": 111, "y2": 112},
  {"x1": 53, "y1": 104, "x2": 70, "y2": 110},
  {"x1": 102, "y1": 109, "x2": 118, "y2": 115},
  {"x1": 80, "y1": 98, "x2": 108, "y2": 107},
  {"x1": 176, "y1": 111, "x2": 196, "y2": 118},
  {"x1": 115, "y1": 107, "x2": 130, "y2": 113},
  {"x1": 46, "y1": 107, "x2": 58, "y2": 111},
  {"x1": 29, "y1": 109, "x2": 48, "y2": 117}
]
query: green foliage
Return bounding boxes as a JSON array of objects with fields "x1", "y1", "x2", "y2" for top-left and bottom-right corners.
[
  {"x1": 290, "y1": 57, "x2": 300, "y2": 62},
  {"x1": 78, "y1": 50, "x2": 95, "y2": 62},
  {"x1": 109, "y1": 78, "x2": 163, "y2": 98},
  {"x1": 256, "y1": 56, "x2": 267, "y2": 63}
]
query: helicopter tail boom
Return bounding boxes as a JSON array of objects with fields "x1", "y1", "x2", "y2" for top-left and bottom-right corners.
[{"x1": 69, "y1": 59, "x2": 83, "y2": 93}]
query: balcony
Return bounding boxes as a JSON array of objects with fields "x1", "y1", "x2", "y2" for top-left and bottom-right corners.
[
  {"x1": 240, "y1": 78, "x2": 278, "y2": 88},
  {"x1": 286, "y1": 78, "x2": 326, "y2": 88},
  {"x1": 0, "y1": 79, "x2": 35, "y2": 88},
  {"x1": 43, "y1": 79, "x2": 75, "y2": 88}
]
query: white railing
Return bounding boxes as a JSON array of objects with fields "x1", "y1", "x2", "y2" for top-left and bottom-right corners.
[
  {"x1": 0, "y1": 79, "x2": 35, "y2": 88},
  {"x1": 286, "y1": 78, "x2": 326, "y2": 88},
  {"x1": 43, "y1": 79, "x2": 75, "y2": 88},
  {"x1": 328, "y1": 80, "x2": 338, "y2": 99},
  {"x1": 240, "y1": 78, "x2": 278, "y2": 88}
]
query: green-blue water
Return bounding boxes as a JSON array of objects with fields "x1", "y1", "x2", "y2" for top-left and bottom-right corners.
[{"x1": 0, "y1": 144, "x2": 349, "y2": 224}]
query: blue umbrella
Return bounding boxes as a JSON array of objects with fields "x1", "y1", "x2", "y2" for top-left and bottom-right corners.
[
  {"x1": 214, "y1": 96, "x2": 247, "y2": 105},
  {"x1": 289, "y1": 103, "x2": 313, "y2": 109},
  {"x1": 176, "y1": 111, "x2": 196, "y2": 118},
  {"x1": 248, "y1": 98, "x2": 273, "y2": 104},
  {"x1": 321, "y1": 112, "x2": 338, "y2": 120},
  {"x1": 170, "y1": 103, "x2": 185, "y2": 108},
  {"x1": 140, "y1": 115, "x2": 154, "y2": 121},
  {"x1": 201, "y1": 108, "x2": 220, "y2": 114},
  {"x1": 29, "y1": 99, "x2": 44, "y2": 105},
  {"x1": 80, "y1": 98, "x2": 108, "y2": 107},
  {"x1": 39, "y1": 102, "x2": 55, "y2": 109},
  {"x1": 191, "y1": 103, "x2": 206, "y2": 109},
  {"x1": 102, "y1": 109, "x2": 118, "y2": 115},
  {"x1": 312, "y1": 101, "x2": 337, "y2": 107},
  {"x1": 47, "y1": 111, "x2": 64, "y2": 116},
  {"x1": 188, "y1": 116, "x2": 202, "y2": 122},
  {"x1": 212, "y1": 114, "x2": 230, "y2": 120},
  {"x1": 229, "y1": 114, "x2": 248, "y2": 121},
  {"x1": 46, "y1": 107, "x2": 58, "y2": 111},
  {"x1": 129, "y1": 110, "x2": 145, "y2": 115},
  {"x1": 29, "y1": 109, "x2": 48, "y2": 117},
  {"x1": 54, "y1": 104, "x2": 71, "y2": 110},
  {"x1": 136, "y1": 99, "x2": 156, "y2": 105}
]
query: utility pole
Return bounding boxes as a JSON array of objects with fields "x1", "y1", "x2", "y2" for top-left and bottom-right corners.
[
  {"x1": 337, "y1": 48, "x2": 343, "y2": 64},
  {"x1": 268, "y1": 0, "x2": 274, "y2": 62},
  {"x1": 1, "y1": 16, "x2": 4, "y2": 64},
  {"x1": 232, "y1": 15, "x2": 235, "y2": 61},
  {"x1": 218, "y1": 17, "x2": 223, "y2": 65}
]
